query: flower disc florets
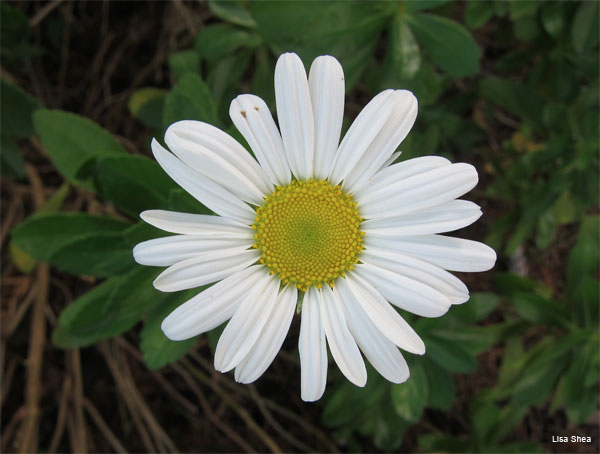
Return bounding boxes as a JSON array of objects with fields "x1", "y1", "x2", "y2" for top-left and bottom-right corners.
[{"x1": 252, "y1": 179, "x2": 364, "y2": 291}]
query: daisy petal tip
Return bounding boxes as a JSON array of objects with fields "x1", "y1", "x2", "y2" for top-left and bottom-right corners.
[{"x1": 160, "y1": 316, "x2": 186, "y2": 342}]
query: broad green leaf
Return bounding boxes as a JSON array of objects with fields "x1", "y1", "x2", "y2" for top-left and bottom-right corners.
[
  {"x1": 169, "y1": 50, "x2": 200, "y2": 78},
  {"x1": 252, "y1": 0, "x2": 393, "y2": 88},
  {"x1": 391, "y1": 362, "x2": 428, "y2": 421},
  {"x1": 480, "y1": 76, "x2": 543, "y2": 128},
  {"x1": 572, "y1": 1, "x2": 599, "y2": 53},
  {"x1": 464, "y1": 0, "x2": 495, "y2": 29},
  {"x1": 10, "y1": 243, "x2": 37, "y2": 273},
  {"x1": 9, "y1": 184, "x2": 70, "y2": 272},
  {"x1": 425, "y1": 335, "x2": 477, "y2": 373},
  {"x1": 1, "y1": 135, "x2": 25, "y2": 178},
  {"x1": 128, "y1": 87, "x2": 167, "y2": 129},
  {"x1": 163, "y1": 73, "x2": 217, "y2": 128},
  {"x1": 540, "y1": 1, "x2": 565, "y2": 39},
  {"x1": 140, "y1": 293, "x2": 199, "y2": 369},
  {"x1": 12, "y1": 212, "x2": 130, "y2": 262},
  {"x1": 33, "y1": 110, "x2": 126, "y2": 188},
  {"x1": 209, "y1": 0, "x2": 256, "y2": 28},
  {"x1": 508, "y1": 0, "x2": 538, "y2": 20},
  {"x1": 207, "y1": 50, "x2": 254, "y2": 122},
  {"x1": 403, "y1": 0, "x2": 450, "y2": 12},
  {"x1": 195, "y1": 24, "x2": 261, "y2": 61},
  {"x1": 1, "y1": 78, "x2": 40, "y2": 138},
  {"x1": 511, "y1": 292, "x2": 569, "y2": 328},
  {"x1": 11, "y1": 212, "x2": 133, "y2": 277},
  {"x1": 472, "y1": 402, "x2": 501, "y2": 446},
  {"x1": 423, "y1": 359, "x2": 455, "y2": 411},
  {"x1": 451, "y1": 292, "x2": 500, "y2": 323},
  {"x1": 53, "y1": 266, "x2": 164, "y2": 348},
  {"x1": 251, "y1": 47, "x2": 275, "y2": 108},
  {"x1": 405, "y1": 13, "x2": 480, "y2": 77},
  {"x1": 384, "y1": 13, "x2": 421, "y2": 80},
  {"x1": 94, "y1": 154, "x2": 179, "y2": 218}
]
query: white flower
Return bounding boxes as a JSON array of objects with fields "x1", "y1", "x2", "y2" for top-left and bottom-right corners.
[{"x1": 133, "y1": 52, "x2": 496, "y2": 402}]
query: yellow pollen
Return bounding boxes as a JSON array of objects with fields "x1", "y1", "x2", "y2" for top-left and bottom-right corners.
[{"x1": 252, "y1": 179, "x2": 364, "y2": 290}]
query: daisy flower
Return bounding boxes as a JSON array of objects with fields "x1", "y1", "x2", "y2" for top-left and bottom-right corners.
[{"x1": 133, "y1": 52, "x2": 496, "y2": 402}]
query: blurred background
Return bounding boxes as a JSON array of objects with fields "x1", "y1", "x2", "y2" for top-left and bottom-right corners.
[{"x1": 1, "y1": 1, "x2": 598, "y2": 453}]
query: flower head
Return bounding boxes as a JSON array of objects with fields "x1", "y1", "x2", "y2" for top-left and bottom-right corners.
[{"x1": 133, "y1": 52, "x2": 496, "y2": 401}]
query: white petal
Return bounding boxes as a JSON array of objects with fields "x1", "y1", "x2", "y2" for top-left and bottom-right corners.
[
  {"x1": 319, "y1": 287, "x2": 367, "y2": 387},
  {"x1": 339, "y1": 274, "x2": 425, "y2": 355},
  {"x1": 328, "y1": 89, "x2": 397, "y2": 185},
  {"x1": 275, "y1": 52, "x2": 314, "y2": 180},
  {"x1": 165, "y1": 121, "x2": 271, "y2": 205},
  {"x1": 161, "y1": 265, "x2": 262, "y2": 340},
  {"x1": 234, "y1": 285, "x2": 297, "y2": 384},
  {"x1": 140, "y1": 210, "x2": 253, "y2": 236},
  {"x1": 380, "y1": 151, "x2": 402, "y2": 170},
  {"x1": 361, "y1": 248, "x2": 469, "y2": 304},
  {"x1": 299, "y1": 287, "x2": 327, "y2": 402},
  {"x1": 343, "y1": 90, "x2": 418, "y2": 193},
  {"x1": 361, "y1": 200, "x2": 482, "y2": 235},
  {"x1": 357, "y1": 163, "x2": 479, "y2": 220},
  {"x1": 308, "y1": 55, "x2": 345, "y2": 179},
  {"x1": 337, "y1": 284, "x2": 410, "y2": 383},
  {"x1": 214, "y1": 270, "x2": 280, "y2": 372},
  {"x1": 355, "y1": 156, "x2": 451, "y2": 201},
  {"x1": 364, "y1": 234, "x2": 497, "y2": 272},
  {"x1": 230, "y1": 94, "x2": 291, "y2": 186},
  {"x1": 153, "y1": 248, "x2": 260, "y2": 292},
  {"x1": 151, "y1": 139, "x2": 256, "y2": 224},
  {"x1": 355, "y1": 263, "x2": 452, "y2": 317},
  {"x1": 133, "y1": 235, "x2": 253, "y2": 266}
]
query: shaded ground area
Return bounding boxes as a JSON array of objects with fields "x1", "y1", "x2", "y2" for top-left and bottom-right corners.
[{"x1": 1, "y1": 1, "x2": 598, "y2": 453}]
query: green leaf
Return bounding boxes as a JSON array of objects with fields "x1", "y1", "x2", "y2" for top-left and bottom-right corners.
[
  {"x1": 53, "y1": 266, "x2": 164, "y2": 348},
  {"x1": 252, "y1": 0, "x2": 393, "y2": 88},
  {"x1": 128, "y1": 87, "x2": 167, "y2": 129},
  {"x1": 94, "y1": 154, "x2": 179, "y2": 218},
  {"x1": 33, "y1": 110, "x2": 126, "y2": 188},
  {"x1": 405, "y1": 12, "x2": 480, "y2": 77},
  {"x1": 425, "y1": 336, "x2": 477, "y2": 373},
  {"x1": 423, "y1": 359, "x2": 455, "y2": 411},
  {"x1": 208, "y1": 0, "x2": 256, "y2": 28},
  {"x1": 140, "y1": 293, "x2": 199, "y2": 369},
  {"x1": 403, "y1": 0, "x2": 450, "y2": 12},
  {"x1": 540, "y1": 1, "x2": 565, "y2": 39},
  {"x1": 207, "y1": 50, "x2": 254, "y2": 123},
  {"x1": 169, "y1": 50, "x2": 200, "y2": 78},
  {"x1": 464, "y1": 0, "x2": 495, "y2": 29},
  {"x1": 480, "y1": 76, "x2": 543, "y2": 128},
  {"x1": 451, "y1": 292, "x2": 500, "y2": 323},
  {"x1": 163, "y1": 73, "x2": 217, "y2": 128},
  {"x1": 384, "y1": 14, "x2": 421, "y2": 80},
  {"x1": 195, "y1": 24, "x2": 261, "y2": 62},
  {"x1": 251, "y1": 47, "x2": 276, "y2": 108},
  {"x1": 11, "y1": 212, "x2": 133, "y2": 277},
  {"x1": 1, "y1": 78, "x2": 41, "y2": 138},
  {"x1": 511, "y1": 292, "x2": 569, "y2": 328},
  {"x1": 391, "y1": 362, "x2": 428, "y2": 421},
  {"x1": 10, "y1": 242, "x2": 37, "y2": 273},
  {"x1": 1, "y1": 135, "x2": 25, "y2": 178},
  {"x1": 572, "y1": 0, "x2": 599, "y2": 53}
]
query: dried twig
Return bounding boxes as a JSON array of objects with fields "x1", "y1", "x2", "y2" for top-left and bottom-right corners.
[
  {"x1": 19, "y1": 166, "x2": 49, "y2": 454},
  {"x1": 48, "y1": 376, "x2": 72, "y2": 454},
  {"x1": 83, "y1": 398, "x2": 129, "y2": 453},
  {"x1": 180, "y1": 357, "x2": 283, "y2": 453},
  {"x1": 68, "y1": 349, "x2": 88, "y2": 452}
]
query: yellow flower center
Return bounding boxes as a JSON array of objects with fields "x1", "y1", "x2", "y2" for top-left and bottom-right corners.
[{"x1": 252, "y1": 179, "x2": 364, "y2": 291}]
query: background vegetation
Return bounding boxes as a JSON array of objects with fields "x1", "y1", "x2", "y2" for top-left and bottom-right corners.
[{"x1": 1, "y1": 1, "x2": 598, "y2": 452}]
